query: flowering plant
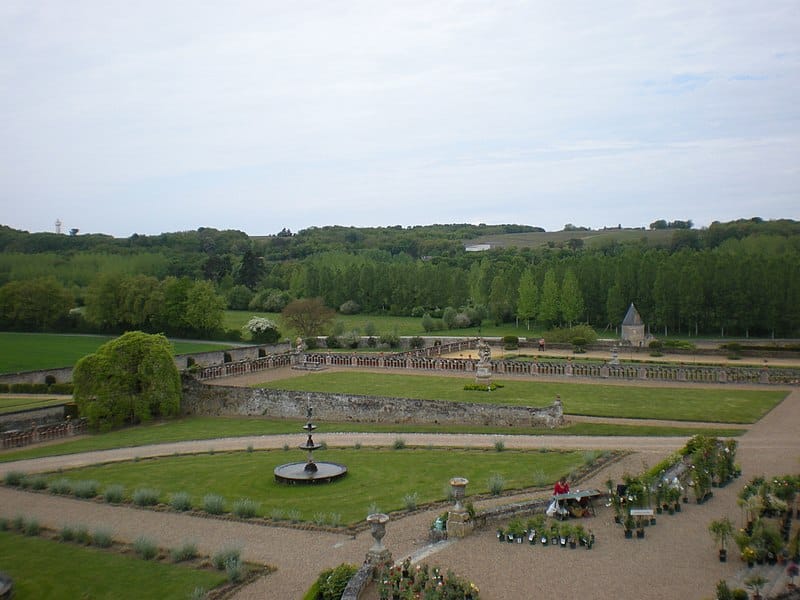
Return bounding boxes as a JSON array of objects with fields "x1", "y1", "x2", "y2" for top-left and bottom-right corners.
[
  {"x1": 378, "y1": 559, "x2": 480, "y2": 599},
  {"x1": 243, "y1": 317, "x2": 280, "y2": 343}
]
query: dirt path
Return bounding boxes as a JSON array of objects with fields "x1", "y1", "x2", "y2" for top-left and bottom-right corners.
[{"x1": 0, "y1": 383, "x2": 797, "y2": 599}]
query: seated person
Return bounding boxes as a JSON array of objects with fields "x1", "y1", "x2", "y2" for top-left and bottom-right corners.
[{"x1": 553, "y1": 476, "x2": 570, "y2": 496}]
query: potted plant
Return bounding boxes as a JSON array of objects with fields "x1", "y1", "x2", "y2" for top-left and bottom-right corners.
[
  {"x1": 559, "y1": 523, "x2": 571, "y2": 548},
  {"x1": 742, "y1": 546, "x2": 757, "y2": 568},
  {"x1": 574, "y1": 524, "x2": 587, "y2": 547},
  {"x1": 709, "y1": 517, "x2": 734, "y2": 562},
  {"x1": 744, "y1": 574, "x2": 768, "y2": 600},
  {"x1": 787, "y1": 561, "x2": 799, "y2": 590},
  {"x1": 624, "y1": 514, "x2": 635, "y2": 539}
]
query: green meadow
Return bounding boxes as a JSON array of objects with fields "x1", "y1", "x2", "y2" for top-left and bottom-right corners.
[
  {"x1": 0, "y1": 530, "x2": 226, "y2": 600},
  {"x1": 36, "y1": 447, "x2": 588, "y2": 525},
  {"x1": 257, "y1": 371, "x2": 786, "y2": 424},
  {"x1": 0, "y1": 332, "x2": 234, "y2": 374}
]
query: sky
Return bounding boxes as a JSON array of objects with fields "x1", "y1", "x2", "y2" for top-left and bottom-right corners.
[{"x1": 1, "y1": 1, "x2": 798, "y2": 238}]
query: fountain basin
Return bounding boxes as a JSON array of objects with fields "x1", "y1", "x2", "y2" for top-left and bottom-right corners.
[{"x1": 274, "y1": 461, "x2": 348, "y2": 484}]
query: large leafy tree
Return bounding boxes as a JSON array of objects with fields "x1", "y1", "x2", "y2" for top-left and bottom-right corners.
[
  {"x1": 73, "y1": 332, "x2": 181, "y2": 431},
  {"x1": 560, "y1": 268, "x2": 584, "y2": 326},
  {"x1": 516, "y1": 269, "x2": 538, "y2": 330},
  {"x1": 281, "y1": 297, "x2": 335, "y2": 337},
  {"x1": 0, "y1": 278, "x2": 73, "y2": 331},
  {"x1": 538, "y1": 269, "x2": 560, "y2": 327}
]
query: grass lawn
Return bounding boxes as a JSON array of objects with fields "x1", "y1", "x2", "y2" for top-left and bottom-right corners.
[
  {"x1": 257, "y1": 372, "x2": 786, "y2": 424},
  {"x1": 0, "y1": 332, "x2": 235, "y2": 374},
  {"x1": 0, "y1": 530, "x2": 226, "y2": 599},
  {"x1": 224, "y1": 310, "x2": 552, "y2": 340},
  {"x1": 0, "y1": 396, "x2": 68, "y2": 415},
  {"x1": 0, "y1": 416, "x2": 744, "y2": 464},
  {"x1": 36, "y1": 448, "x2": 589, "y2": 525}
]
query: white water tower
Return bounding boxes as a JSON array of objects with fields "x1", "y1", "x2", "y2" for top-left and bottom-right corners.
[{"x1": 55, "y1": 219, "x2": 62, "y2": 234}]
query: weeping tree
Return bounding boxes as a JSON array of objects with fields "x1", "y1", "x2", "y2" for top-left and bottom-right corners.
[{"x1": 73, "y1": 331, "x2": 181, "y2": 431}]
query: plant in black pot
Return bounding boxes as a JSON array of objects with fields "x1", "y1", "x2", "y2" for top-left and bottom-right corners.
[
  {"x1": 708, "y1": 516, "x2": 734, "y2": 562},
  {"x1": 624, "y1": 514, "x2": 635, "y2": 539}
]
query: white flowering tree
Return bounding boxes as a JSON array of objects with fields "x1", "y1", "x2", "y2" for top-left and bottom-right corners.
[{"x1": 243, "y1": 316, "x2": 281, "y2": 343}]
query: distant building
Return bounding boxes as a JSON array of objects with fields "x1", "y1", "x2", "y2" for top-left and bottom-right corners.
[
  {"x1": 621, "y1": 303, "x2": 646, "y2": 346},
  {"x1": 465, "y1": 244, "x2": 492, "y2": 252}
]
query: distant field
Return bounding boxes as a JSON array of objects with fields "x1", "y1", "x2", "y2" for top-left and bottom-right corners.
[
  {"x1": 258, "y1": 372, "x2": 786, "y2": 424},
  {"x1": 0, "y1": 333, "x2": 234, "y2": 374},
  {"x1": 224, "y1": 310, "x2": 553, "y2": 340},
  {"x1": 467, "y1": 228, "x2": 676, "y2": 249}
]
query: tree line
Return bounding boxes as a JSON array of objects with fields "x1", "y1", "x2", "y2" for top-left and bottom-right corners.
[{"x1": 0, "y1": 218, "x2": 798, "y2": 338}]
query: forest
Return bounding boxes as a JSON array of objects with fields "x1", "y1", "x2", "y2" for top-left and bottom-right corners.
[{"x1": 0, "y1": 218, "x2": 798, "y2": 339}]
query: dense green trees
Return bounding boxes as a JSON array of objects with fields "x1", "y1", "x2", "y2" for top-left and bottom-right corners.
[
  {"x1": 0, "y1": 277, "x2": 73, "y2": 331},
  {"x1": 73, "y1": 332, "x2": 181, "y2": 431},
  {"x1": 1, "y1": 219, "x2": 799, "y2": 337}
]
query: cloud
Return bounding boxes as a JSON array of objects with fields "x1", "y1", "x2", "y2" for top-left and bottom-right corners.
[{"x1": 1, "y1": 1, "x2": 798, "y2": 236}]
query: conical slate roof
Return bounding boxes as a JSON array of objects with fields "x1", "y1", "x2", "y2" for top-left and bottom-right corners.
[{"x1": 622, "y1": 303, "x2": 643, "y2": 326}]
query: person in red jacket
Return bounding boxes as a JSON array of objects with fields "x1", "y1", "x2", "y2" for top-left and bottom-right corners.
[{"x1": 553, "y1": 476, "x2": 570, "y2": 496}]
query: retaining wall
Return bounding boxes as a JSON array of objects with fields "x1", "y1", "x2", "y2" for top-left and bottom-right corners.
[{"x1": 181, "y1": 378, "x2": 564, "y2": 428}]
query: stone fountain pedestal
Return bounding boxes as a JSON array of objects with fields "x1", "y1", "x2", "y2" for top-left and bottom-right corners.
[{"x1": 446, "y1": 477, "x2": 474, "y2": 538}]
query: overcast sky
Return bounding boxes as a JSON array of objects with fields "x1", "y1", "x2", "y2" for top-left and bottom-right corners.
[{"x1": 1, "y1": 1, "x2": 798, "y2": 238}]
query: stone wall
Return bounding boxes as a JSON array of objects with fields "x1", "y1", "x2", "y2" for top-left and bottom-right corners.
[
  {"x1": 181, "y1": 377, "x2": 565, "y2": 428},
  {"x1": 0, "y1": 405, "x2": 66, "y2": 430}
]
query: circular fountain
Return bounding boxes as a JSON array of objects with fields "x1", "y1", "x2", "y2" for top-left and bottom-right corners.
[{"x1": 273, "y1": 406, "x2": 347, "y2": 484}]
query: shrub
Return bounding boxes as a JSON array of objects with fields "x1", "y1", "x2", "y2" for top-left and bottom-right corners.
[
  {"x1": 225, "y1": 556, "x2": 244, "y2": 583},
  {"x1": 409, "y1": 336, "x2": 425, "y2": 349},
  {"x1": 0, "y1": 518, "x2": 7, "y2": 531},
  {"x1": 488, "y1": 473, "x2": 506, "y2": 496},
  {"x1": 93, "y1": 528, "x2": 113, "y2": 548},
  {"x1": 212, "y1": 546, "x2": 241, "y2": 570},
  {"x1": 171, "y1": 541, "x2": 198, "y2": 562},
  {"x1": 74, "y1": 525, "x2": 91, "y2": 545},
  {"x1": 327, "y1": 513, "x2": 342, "y2": 527},
  {"x1": 232, "y1": 498, "x2": 259, "y2": 519},
  {"x1": 60, "y1": 524, "x2": 76, "y2": 542},
  {"x1": 170, "y1": 491, "x2": 193, "y2": 512},
  {"x1": 286, "y1": 509, "x2": 302, "y2": 523},
  {"x1": 325, "y1": 335, "x2": 341, "y2": 349},
  {"x1": 133, "y1": 536, "x2": 158, "y2": 560},
  {"x1": 403, "y1": 492, "x2": 419, "y2": 511},
  {"x1": 269, "y1": 507, "x2": 284, "y2": 521},
  {"x1": 494, "y1": 439, "x2": 505, "y2": 452},
  {"x1": 24, "y1": 518, "x2": 40, "y2": 536},
  {"x1": 3, "y1": 471, "x2": 25, "y2": 486},
  {"x1": 502, "y1": 335, "x2": 519, "y2": 350},
  {"x1": 316, "y1": 563, "x2": 358, "y2": 600},
  {"x1": 572, "y1": 337, "x2": 587, "y2": 353},
  {"x1": 27, "y1": 475, "x2": 48, "y2": 491},
  {"x1": 103, "y1": 484, "x2": 125, "y2": 504},
  {"x1": 11, "y1": 515, "x2": 25, "y2": 531},
  {"x1": 379, "y1": 334, "x2": 401, "y2": 348},
  {"x1": 246, "y1": 444, "x2": 254, "y2": 453},
  {"x1": 132, "y1": 488, "x2": 160, "y2": 507},
  {"x1": 189, "y1": 587, "x2": 207, "y2": 600},
  {"x1": 72, "y1": 479, "x2": 100, "y2": 499},
  {"x1": 313, "y1": 512, "x2": 327, "y2": 526},
  {"x1": 393, "y1": 438, "x2": 406, "y2": 450},
  {"x1": 48, "y1": 478, "x2": 73, "y2": 495},
  {"x1": 203, "y1": 494, "x2": 226, "y2": 515},
  {"x1": 51, "y1": 383, "x2": 74, "y2": 394},
  {"x1": 339, "y1": 300, "x2": 361, "y2": 315}
]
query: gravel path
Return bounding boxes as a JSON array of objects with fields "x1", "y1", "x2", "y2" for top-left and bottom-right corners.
[{"x1": 0, "y1": 381, "x2": 797, "y2": 599}]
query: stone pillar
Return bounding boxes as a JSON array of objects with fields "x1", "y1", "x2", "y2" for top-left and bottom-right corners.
[
  {"x1": 365, "y1": 513, "x2": 392, "y2": 571},
  {"x1": 447, "y1": 477, "x2": 473, "y2": 538}
]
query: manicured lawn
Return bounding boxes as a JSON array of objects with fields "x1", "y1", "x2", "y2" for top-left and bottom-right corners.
[
  {"x1": 0, "y1": 396, "x2": 68, "y2": 415},
  {"x1": 257, "y1": 372, "x2": 786, "y2": 423},
  {"x1": 0, "y1": 530, "x2": 226, "y2": 599},
  {"x1": 37, "y1": 448, "x2": 589, "y2": 525},
  {"x1": 0, "y1": 416, "x2": 744, "y2": 463},
  {"x1": 224, "y1": 310, "x2": 549, "y2": 340},
  {"x1": 0, "y1": 332, "x2": 235, "y2": 374}
]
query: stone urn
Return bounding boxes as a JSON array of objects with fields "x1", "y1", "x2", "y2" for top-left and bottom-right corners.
[
  {"x1": 366, "y1": 513, "x2": 392, "y2": 567},
  {"x1": 450, "y1": 477, "x2": 469, "y2": 512}
]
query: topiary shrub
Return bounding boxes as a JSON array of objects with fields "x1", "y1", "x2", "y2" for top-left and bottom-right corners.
[
  {"x1": 325, "y1": 335, "x2": 341, "y2": 349},
  {"x1": 571, "y1": 337, "x2": 587, "y2": 353},
  {"x1": 502, "y1": 335, "x2": 519, "y2": 350},
  {"x1": 339, "y1": 300, "x2": 361, "y2": 315},
  {"x1": 409, "y1": 336, "x2": 425, "y2": 349}
]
